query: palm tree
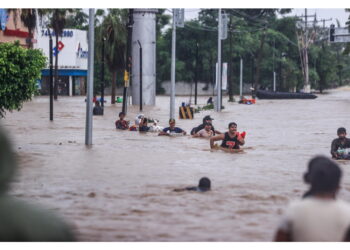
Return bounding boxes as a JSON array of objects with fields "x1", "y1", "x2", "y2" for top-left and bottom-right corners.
[
  {"x1": 100, "y1": 9, "x2": 127, "y2": 104},
  {"x1": 44, "y1": 9, "x2": 73, "y2": 99},
  {"x1": 8, "y1": 9, "x2": 44, "y2": 49}
]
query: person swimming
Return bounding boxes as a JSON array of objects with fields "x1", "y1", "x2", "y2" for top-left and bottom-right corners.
[{"x1": 173, "y1": 177, "x2": 211, "y2": 192}]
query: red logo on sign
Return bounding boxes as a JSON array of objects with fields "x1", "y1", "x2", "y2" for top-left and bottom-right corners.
[{"x1": 57, "y1": 41, "x2": 64, "y2": 51}]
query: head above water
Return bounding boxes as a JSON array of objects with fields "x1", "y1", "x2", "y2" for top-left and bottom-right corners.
[
  {"x1": 169, "y1": 118, "x2": 176, "y2": 127},
  {"x1": 198, "y1": 177, "x2": 211, "y2": 191},
  {"x1": 303, "y1": 155, "x2": 342, "y2": 198},
  {"x1": 204, "y1": 122, "x2": 212, "y2": 130},
  {"x1": 203, "y1": 115, "x2": 214, "y2": 123},
  {"x1": 337, "y1": 127, "x2": 346, "y2": 138},
  {"x1": 228, "y1": 122, "x2": 237, "y2": 129}
]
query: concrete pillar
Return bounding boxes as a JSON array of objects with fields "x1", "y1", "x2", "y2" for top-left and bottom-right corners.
[{"x1": 132, "y1": 9, "x2": 157, "y2": 106}]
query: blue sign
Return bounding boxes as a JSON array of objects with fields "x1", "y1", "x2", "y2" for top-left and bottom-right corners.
[
  {"x1": 0, "y1": 9, "x2": 8, "y2": 30},
  {"x1": 41, "y1": 29, "x2": 73, "y2": 37}
]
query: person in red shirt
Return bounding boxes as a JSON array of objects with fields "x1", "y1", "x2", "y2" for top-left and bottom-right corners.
[{"x1": 115, "y1": 112, "x2": 129, "y2": 130}]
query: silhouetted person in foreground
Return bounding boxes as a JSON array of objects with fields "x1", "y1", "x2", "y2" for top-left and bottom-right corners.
[
  {"x1": 173, "y1": 177, "x2": 211, "y2": 192},
  {"x1": 275, "y1": 155, "x2": 350, "y2": 242},
  {"x1": 0, "y1": 125, "x2": 75, "y2": 241}
]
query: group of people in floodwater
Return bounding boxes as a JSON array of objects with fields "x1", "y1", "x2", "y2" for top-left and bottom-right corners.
[
  {"x1": 1, "y1": 109, "x2": 350, "y2": 241},
  {"x1": 117, "y1": 111, "x2": 350, "y2": 241},
  {"x1": 115, "y1": 113, "x2": 246, "y2": 150}
]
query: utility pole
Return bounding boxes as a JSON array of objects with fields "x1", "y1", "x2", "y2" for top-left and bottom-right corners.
[
  {"x1": 273, "y1": 38, "x2": 276, "y2": 92},
  {"x1": 169, "y1": 9, "x2": 184, "y2": 119},
  {"x1": 296, "y1": 9, "x2": 316, "y2": 93},
  {"x1": 101, "y1": 37, "x2": 105, "y2": 108},
  {"x1": 194, "y1": 41, "x2": 198, "y2": 105},
  {"x1": 48, "y1": 28, "x2": 53, "y2": 121},
  {"x1": 123, "y1": 8, "x2": 133, "y2": 114},
  {"x1": 304, "y1": 8, "x2": 310, "y2": 93},
  {"x1": 137, "y1": 40, "x2": 142, "y2": 111},
  {"x1": 85, "y1": 8, "x2": 94, "y2": 146},
  {"x1": 239, "y1": 57, "x2": 243, "y2": 99},
  {"x1": 170, "y1": 9, "x2": 176, "y2": 119},
  {"x1": 216, "y1": 9, "x2": 222, "y2": 112},
  {"x1": 228, "y1": 15, "x2": 234, "y2": 102}
]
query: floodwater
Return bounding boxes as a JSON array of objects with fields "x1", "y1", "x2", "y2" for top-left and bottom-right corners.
[{"x1": 2, "y1": 87, "x2": 350, "y2": 241}]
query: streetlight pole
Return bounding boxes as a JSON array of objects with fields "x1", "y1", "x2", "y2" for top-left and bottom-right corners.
[
  {"x1": 240, "y1": 57, "x2": 243, "y2": 99},
  {"x1": 85, "y1": 8, "x2": 94, "y2": 146},
  {"x1": 170, "y1": 9, "x2": 176, "y2": 119},
  {"x1": 273, "y1": 37, "x2": 276, "y2": 92},
  {"x1": 48, "y1": 28, "x2": 53, "y2": 121},
  {"x1": 123, "y1": 8, "x2": 133, "y2": 114},
  {"x1": 216, "y1": 9, "x2": 222, "y2": 112},
  {"x1": 195, "y1": 42, "x2": 198, "y2": 105},
  {"x1": 137, "y1": 40, "x2": 142, "y2": 111},
  {"x1": 101, "y1": 37, "x2": 105, "y2": 108}
]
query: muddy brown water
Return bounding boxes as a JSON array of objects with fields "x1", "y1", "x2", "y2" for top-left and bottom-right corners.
[{"x1": 2, "y1": 88, "x2": 350, "y2": 241}]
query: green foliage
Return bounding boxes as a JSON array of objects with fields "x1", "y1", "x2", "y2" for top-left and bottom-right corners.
[
  {"x1": 0, "y1": 43, "x2": 46, "y2": 117},
  {"x1": 65, "y1": 9, "x2": 89, "y2": 30},
  {"x1": 155, "y1": 8, "x2": 350, "y2": 93}
]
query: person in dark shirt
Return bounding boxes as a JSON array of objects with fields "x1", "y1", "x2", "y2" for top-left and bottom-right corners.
[
  {"x1": 190, "y1": 115, "x2": 221, "y2": 135},
  {"x1": 139, "y1": 117, "x2": 150, "y2": 132},
  {"x1": 93, "y1": 101, "x2": 104, "y2": 116},
  {"x1": 158, "y1": 119, "x2": 186, "y2": 136},
  {"x1": 331, "y1": 127, "x2": 350, "y2": 159},
  {"x1": 115, "y1": 112, "x2": 129, "y2": 130},
  {"x1": 207, "y1": 97, "x2": 213, "y2": 105},
  {"x1": 210, "y1": 122, "x2": 245, "y2": 150},
  {"x1": 173, "y1": 177, "x2": 211, "y2": 192}
]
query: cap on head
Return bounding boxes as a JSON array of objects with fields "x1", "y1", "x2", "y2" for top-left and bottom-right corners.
[
  {"x1": 203, "y1": 115, "x2": 214, "y2": 123},
  {"x1": 337, "y1": 127, "x2": 346, "y2": 135},
  {"x1": 198, "y1": 177, "x2": 211, "y2": 191},
  {"x1": 304, "y1": 155, "x2": 342, "y2": 194}
]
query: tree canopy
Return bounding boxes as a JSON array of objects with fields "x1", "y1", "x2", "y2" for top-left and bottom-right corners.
[{"x1": 0, "y1": 42, "x2": 46, "y2": 118}]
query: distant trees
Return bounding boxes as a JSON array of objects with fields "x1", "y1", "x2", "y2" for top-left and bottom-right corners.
[{"x1": 155, "y1": 8, "x2": 350, "y2": 94}]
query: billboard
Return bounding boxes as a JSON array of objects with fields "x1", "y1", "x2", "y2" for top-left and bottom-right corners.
[{"x1": 34, "y1": 29, "x2": 88, "y2": 70}]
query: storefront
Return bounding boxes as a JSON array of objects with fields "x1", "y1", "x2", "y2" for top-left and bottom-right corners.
[{"x1": 34, "y1": 28, "x2": 88, "y2": 96}]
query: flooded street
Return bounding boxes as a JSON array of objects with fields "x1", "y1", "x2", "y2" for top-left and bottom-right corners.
[{"x1": 2, "y1": 87, "x2": 350, "y2": 241}]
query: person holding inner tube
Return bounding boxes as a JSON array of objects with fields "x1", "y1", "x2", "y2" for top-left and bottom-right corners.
[
  {"x1": 210, "y1": 122, "x2": 245, "y2": 150},
  {"x1": 193, "y1": 122, "x2": 214, "y2": 138},
  {"x1": 191, "y1": 115, "x2": 221, "y2": 136},
  {"x1": 331, "y1": 127, "x2": 350, "y2": 159},
  {"x1": 158, "y1": 119, "x2": 186, "y2": 136}
]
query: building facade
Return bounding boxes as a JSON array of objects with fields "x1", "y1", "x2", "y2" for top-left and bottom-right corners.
[
  {"x1": 0, "y1": 9, "x2": 30, "y2": 48},
  {"x1": 34, "y1": 28, "x2": 88, "y2": 96}
]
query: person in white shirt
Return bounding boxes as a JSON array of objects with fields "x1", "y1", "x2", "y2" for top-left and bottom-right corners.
[{"x1": 275, "y1": 155, "x2": 350, "y2": 241}]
